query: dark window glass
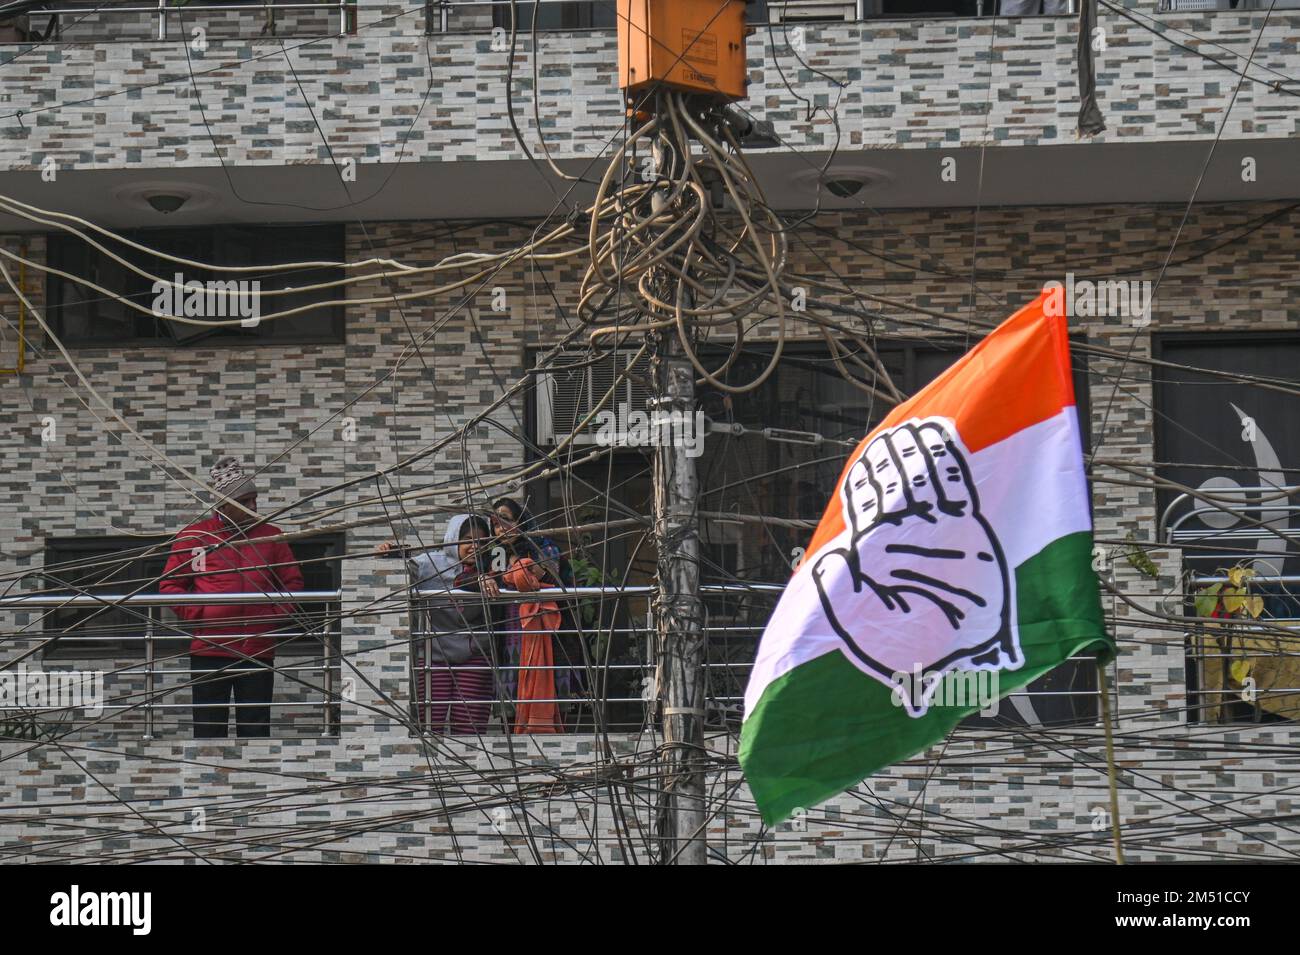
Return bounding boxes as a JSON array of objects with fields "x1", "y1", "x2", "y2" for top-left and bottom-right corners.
[
  {"x1": 46, "y1": 225, "x2": 346, "y2": 346},
  {"x1": 877, "y1": 0, "x2": 980, "y2": 16},
  {"x1": 486, "y1": 0, "x2": 1050, "y2": 32},
  {"x1": 41, "y1": 537, "x2": 170, "y2": 658},
  {"x1": 1153, "y1": 334, "x2": 1300, "y2": 724},
  {"x1": 492, "y1": 2, "x2": 617, "y2": 30},
  {"x1": 277, "y1": 534, "x2": 346, "y2": 654},
  {"x1": 1153, "y1": 335, "x2": 1300, "y2": 573}
]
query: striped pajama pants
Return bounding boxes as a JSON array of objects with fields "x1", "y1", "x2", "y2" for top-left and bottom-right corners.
[{"x1": 419, "y1": 654, "x2": 494, "y2": 736}]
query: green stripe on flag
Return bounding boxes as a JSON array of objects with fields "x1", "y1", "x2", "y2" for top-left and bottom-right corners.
[{"x1": 739, "y1": 531, "x2": 1112, "y2": 826}]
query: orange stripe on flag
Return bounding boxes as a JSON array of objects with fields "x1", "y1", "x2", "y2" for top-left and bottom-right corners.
[{"x1": 802, "y1": 290, "x2": 1076, "y2": 565}]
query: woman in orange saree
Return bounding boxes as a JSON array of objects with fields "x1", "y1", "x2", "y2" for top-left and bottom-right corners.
[{"x1": 503, "y1": 556, "x2": 564, "y2": 733}]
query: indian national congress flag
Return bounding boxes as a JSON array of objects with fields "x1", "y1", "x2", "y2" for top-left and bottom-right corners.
[{"x1": 739, "y1": 291, "x2": 1114, "y2": 824}]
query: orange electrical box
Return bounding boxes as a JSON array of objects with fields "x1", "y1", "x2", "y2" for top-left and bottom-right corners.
[{"x1": 617, "y1": 0, "x2": 748, "y2": 102}]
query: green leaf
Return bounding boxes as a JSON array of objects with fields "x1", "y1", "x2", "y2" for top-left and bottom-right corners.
[{"x1": 1194, "y1": 582, "x2": 1223, "y2": 618}]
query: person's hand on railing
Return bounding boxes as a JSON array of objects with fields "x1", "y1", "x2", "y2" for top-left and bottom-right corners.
[
  {"x1": 504, "y1": 557, "x2": 545, "y2": 593},
  {"x1": 480, "y1": 575, "x2": 500, "y2": 598},
  {"x1": 519, "y1": 536, "x2": 563, "y2": 587},
  {"x1": 377, "y1": 540, "x2": 406, "y2": 557}
]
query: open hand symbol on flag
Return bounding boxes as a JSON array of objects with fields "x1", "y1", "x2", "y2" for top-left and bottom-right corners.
[{"x1": 811, "y1": 417, "x2": 1018, "y2": 716}]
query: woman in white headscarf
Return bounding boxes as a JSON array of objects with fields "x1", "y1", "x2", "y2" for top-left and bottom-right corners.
[
  {"x1": 406, "y1": 513, "x2": 469, "y2": 589},
  {"x1": 380, "y1": 514, "x2": 499, "y2": 735}
]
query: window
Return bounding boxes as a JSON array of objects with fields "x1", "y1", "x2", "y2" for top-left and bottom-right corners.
[
  {"x1": 276, "y1": 533, "x2": 346, "y2": 654},
  {"x1": 871, "y1": 0, "x2": 982, "y2": 16},
  {"x1": 691, "y1": 338, "x2": 1096, "y2": 728},
  {"x1": 42, "y1": 532, "x2": 344, "y2": 659},
  {"x1": 492, "y1": 2, "x2": 617, "y2": 30},
  {"x1": 41, "y1": 536, "x2": 170, "y2": 658},
  {"x1": 1153, "y1": 334, "x2": 1300, "y2": 570},
  {"x1": 690, "y1": 338, "x2": 1090, "y2": 586},
  {"x1": 524, "y1": 336, "x2": 1096, "y2": 728},
  {"x1": 486, "y1": 0, "x2": 1067, "y2": 32},
  {"x1": 1153, "y1": 334, "x2": 1300, "y2": 724},
  {"x1": 46, "y1": 224, "x2": 346, "y2": 346}
]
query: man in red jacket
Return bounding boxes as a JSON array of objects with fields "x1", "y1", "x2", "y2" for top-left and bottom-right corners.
[{"x1": 161, "y1": 456, "x2": 304, "y2": 738}]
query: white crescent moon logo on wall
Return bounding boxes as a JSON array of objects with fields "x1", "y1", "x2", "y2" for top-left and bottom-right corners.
[
  {"x1": 810, "y1": 416, "x2": 1023, "y2": 718},
  {"x1": 1193, "y1": 403, "x2": 1292, "y2": 575}
]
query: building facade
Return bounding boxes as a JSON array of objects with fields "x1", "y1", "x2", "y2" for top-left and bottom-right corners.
[{"x1": 0, "y1": 1, "x2": 1298, "y2": 862}]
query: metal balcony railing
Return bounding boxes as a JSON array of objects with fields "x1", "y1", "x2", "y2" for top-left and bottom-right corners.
[
  {"x1": 407, "y1": 580, "x2": 1107, "y2": 735},
  {"x1": 1161, "y1": 485, "x2": 1300, "y2": 574},
  {"x1": 0, "y1": 575, "x2": 1114, "y2": 740},
  {"x1": 430, "y1": 0, "x2": 1080, "y2": 34},
  {"x1": 1159, "y1": 0, "x2": 1300, "y2": 11},
  {"x1": 0, "y1": 590, "x2": 343, "y2": 740},
  {"x1": 14, "y1": 0, "x2": 354, "y2": 42},
  {"x1": 2, "y1": 0, "x2": 1087, "y2": 44},
  {"x1": 14, "y1": 0, "x2": 1292, "y2": 47},
  {"x1": 407, "y1": 582, "x2": 780, "y2": 735}
]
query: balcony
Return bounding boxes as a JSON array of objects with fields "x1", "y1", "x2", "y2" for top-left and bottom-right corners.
[
  {"x1": 1, "y1": 0, "x2": 1078, "y2": 45},
  {"x1": 0, "y1": 589, "x2": 344, "y2": 738},
  {"x1": 2, "y1": 0, "x2": 353, "y2": 42},
  {"x1": 408, "y1": 583, "x2": 770, "y2": 734},
  {"x1": 0, "y1": 0, "x2": 1294, "y2": 231},
  {"x1": 1161, "y1": 485, "x2": 1300, "y2": 725},
  {"x1": 0, "y1": 579, "x2": 1110, "y2": 739}
]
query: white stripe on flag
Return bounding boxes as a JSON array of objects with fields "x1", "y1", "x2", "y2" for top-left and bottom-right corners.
[{"x1": 744, "y1": 407, "x2": 1092, "y2": 716}]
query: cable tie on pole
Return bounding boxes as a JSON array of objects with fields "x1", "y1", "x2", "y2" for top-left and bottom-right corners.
[
  {"x1": 763, "y1": 427, "x2": 822, "y2": 446},
  {"x1": 703, "y1": 417, "x2": 744, "y2": 437}
]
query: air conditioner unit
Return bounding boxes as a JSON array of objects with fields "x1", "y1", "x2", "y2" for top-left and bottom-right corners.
[
  {"x1": 535, "y1": 349, "x2": 653, "y2": 447},
  {"x1": 1164, "y1": 0, "x2": 1231, "y2": 10},
  {"x1": 767, "y1": 0, "x2": 858, "y2": 24},
  {"x1": 701, "y1": 519, "x2": 744, "y2": 576}
]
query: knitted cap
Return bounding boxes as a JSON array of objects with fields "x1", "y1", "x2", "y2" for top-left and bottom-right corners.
[{"x1": 210, "y1": 455, "x2": 257, "y2": 504}]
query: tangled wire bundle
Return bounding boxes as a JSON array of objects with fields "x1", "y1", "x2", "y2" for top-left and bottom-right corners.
[{"x1": 577, "y1": 91, "x2": 903, "y2": 403}]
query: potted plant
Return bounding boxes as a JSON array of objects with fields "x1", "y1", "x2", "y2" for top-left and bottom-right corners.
[{"x1": 1193, "y1": 564, "x2": 1290, "y2": 723}]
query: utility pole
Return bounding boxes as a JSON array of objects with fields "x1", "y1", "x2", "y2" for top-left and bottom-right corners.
[
  {"x1": 652, "y1": 340, "x2": 707, "y2": 866},
  {"x1": 615, "y1": 0, "x2": 750, "y2": 865}
]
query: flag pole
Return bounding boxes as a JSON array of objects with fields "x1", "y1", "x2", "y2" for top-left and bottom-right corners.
[{"x1": 1097, "y1": 659, "x2": 1125, "y2": 864}]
